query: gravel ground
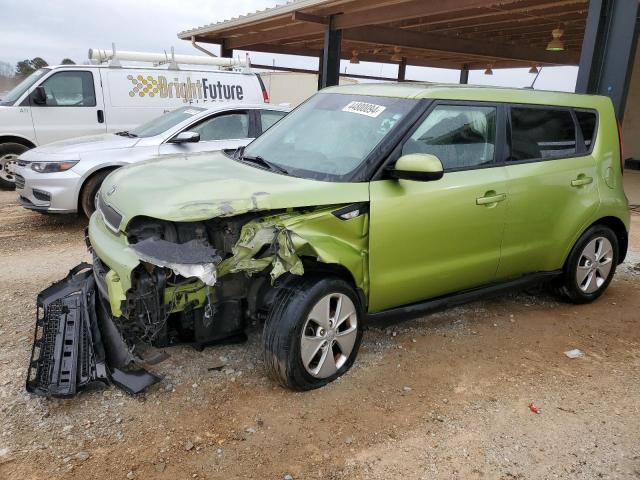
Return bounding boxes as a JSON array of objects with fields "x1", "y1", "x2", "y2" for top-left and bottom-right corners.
[{"x1": 1, "y1": 189, "x2": 640, "y2": 480}]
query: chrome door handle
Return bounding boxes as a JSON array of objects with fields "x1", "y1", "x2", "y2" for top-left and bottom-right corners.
[
  {"x1": 571, "y1": 176, "x2": 593, "y2": 187},
  {"x1": 476, "y1": 193, "x2": 506, "y2": 205}
]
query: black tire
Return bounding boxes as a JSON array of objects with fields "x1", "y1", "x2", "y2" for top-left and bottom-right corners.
[
  {"x1": 0, "y1": 143, "x2": 29, "y2": 190},
  {"x1": 80, "y1": 170, "x2": 113, "y2": 218},
  {"x1": 558, "y1": 225, "x2": 619, "y2": 304},
  {"x1": 262, "y1": 275, "x2": 364, "y2": 391}
]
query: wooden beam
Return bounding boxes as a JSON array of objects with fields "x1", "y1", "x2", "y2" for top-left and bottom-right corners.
[
  {"x1": 292, "y1": 11, "x2": 328, "y2": 24},
  {"x1": 251, "y1": 63, "x2": 406, "y2": 82},
  {"x1": 398, "y1": 1, "x2": 587, "y2": 33},
  {"x1": 432, "y1": 12, "x2": 586, "y2": 36},
  {"x1": 245, "y1": 43, "x2": 323, "y2": 57},
  {"x1": 342, "y1": 24, "x2": 580, "y2": 65},
  {"x1": 225, "y1": 22, "x2": 325, "y2": 49},
  {"x1": 332, "y1": 0, "x2": 531, "y2": 30}
]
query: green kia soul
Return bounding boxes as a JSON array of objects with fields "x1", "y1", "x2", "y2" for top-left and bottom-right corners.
[{"x1": 27, "y1": 83, "x2": 630, "y2": 395}]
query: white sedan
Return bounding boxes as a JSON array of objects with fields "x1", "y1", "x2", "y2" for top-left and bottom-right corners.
[{"x1": 13, "y1": 103, "x2": 290, "y2": 217}]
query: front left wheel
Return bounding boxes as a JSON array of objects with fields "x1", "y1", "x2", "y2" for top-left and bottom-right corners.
[{"x1": 262, "y1": 276, "x2": 363, "y2": 391}]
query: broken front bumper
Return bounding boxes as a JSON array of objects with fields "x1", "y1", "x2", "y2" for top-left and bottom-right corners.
[{"x1": 26, "y1": 263, "x2": 160, "y2": 398}]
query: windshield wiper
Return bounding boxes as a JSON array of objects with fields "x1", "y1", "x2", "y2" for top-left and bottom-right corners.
[
  {"x1": 115, "y1": 130, "x2": 138, "y2": 138},
  {"x1": 241, "y1": 154, "x2": 288, "y2": 175}
]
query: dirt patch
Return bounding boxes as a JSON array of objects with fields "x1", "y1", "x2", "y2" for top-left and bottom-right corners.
[{"x1": 1, "y1": 189, "x2": 640, "y2": 479}]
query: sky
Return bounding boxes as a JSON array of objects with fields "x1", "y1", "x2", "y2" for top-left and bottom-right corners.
[{"x1": 0, "y1": 0, "x2": 578, "y2": 91}]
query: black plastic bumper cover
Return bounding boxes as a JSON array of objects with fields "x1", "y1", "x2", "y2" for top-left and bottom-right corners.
[{"x1": 26, "y1": 263, "x2": 160, "y2": 398}]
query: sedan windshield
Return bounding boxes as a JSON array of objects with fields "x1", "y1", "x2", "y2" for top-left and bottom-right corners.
[
  {"x1": 242, "y1": 93, "x2": 418, "y2": 181},
  {"x1": 0, "y1": 68, "x2": 49, "y2": 106},
  {"x1": 129, "y1": 106, "x2": 206, "y2": 138}
]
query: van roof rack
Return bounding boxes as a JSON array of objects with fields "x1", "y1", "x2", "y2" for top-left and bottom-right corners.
[{"x1": 88, "y1": 43, "x2": 250, "y2": 72}]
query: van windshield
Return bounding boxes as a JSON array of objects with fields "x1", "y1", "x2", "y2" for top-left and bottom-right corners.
[
  {"x1": 242, "y1": 93, "x2": 418, "y2": 182},
  {"x1": 0, "y1": 68, "x2": 50, "y2": 106},
  {"x1": 129, "y1": 106, "x2": 207, "y2": 138}
]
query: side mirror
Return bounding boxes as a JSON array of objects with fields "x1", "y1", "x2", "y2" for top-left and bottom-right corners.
[
  {"x1": 390, "y1": 153, "x2": 444, "y2": 181},
  {"x1": 32, "y1": 86, "x2": 47, "y2": 105},
  {"x1": 170, "y1": 131, "x2": 200, "y2": 144}
]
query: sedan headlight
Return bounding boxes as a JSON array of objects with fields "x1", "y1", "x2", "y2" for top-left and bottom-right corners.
[{"x1": 30, "y1": 161, "x2": 78, "y2": 173}]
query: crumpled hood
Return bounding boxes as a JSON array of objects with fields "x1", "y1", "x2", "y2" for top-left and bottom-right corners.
[
  {"x1": 102, "y1": 151, "x2": 369, "y2": 227},
  {"x1": 21, "y1": 133, "x2": 140, "y2": 161}
]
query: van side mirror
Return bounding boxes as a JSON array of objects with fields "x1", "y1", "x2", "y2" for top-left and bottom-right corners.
[
  {"x1": 32, "y1": 86, "x2": 47, "y2": 105},
  {"x1": 170, "y1": 131, "x2": 200, "y2": 144},
  {"x1": 390, "y1": 153, "x2": 444, "y2": 181}
]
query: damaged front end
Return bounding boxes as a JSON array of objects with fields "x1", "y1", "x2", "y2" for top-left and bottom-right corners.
[{"x1": 27, "y1": 202, "x2": 368, "y2": 398}]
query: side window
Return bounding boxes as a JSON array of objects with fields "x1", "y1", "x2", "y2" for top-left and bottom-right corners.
[
  {"x1": 39, "y1": 71, "x2": 96, "y2": 106},
  {"x1": 510, "y1": 107, "x2": 576, "y2": 161},
  {"x1": 575, "y1": 110, "x2": 597, "y2": 152},
  {"x1": 402, "y1": 105, "x2": 497, "y2": 170},
  {"x1": 260, "y1": 110, "x2": 286, "y2": 132},
  {"x1": 189, "y1": 112, "x2": 249, "y2": 141}
]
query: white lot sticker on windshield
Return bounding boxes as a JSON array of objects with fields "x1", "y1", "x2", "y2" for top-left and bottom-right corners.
[
  {"x1": 342, "y1": 101, "x2": 386, "y2": 118},
  {"x1": 183, "y1": 109, "x2": 201, "y2": 115}
]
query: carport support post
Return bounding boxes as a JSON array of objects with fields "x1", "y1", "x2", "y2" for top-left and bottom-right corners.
[
  {"x1": 320, "y1": 15, "x2": 342, "y2": 88},
  {"x1": 459, "y1": 64, "x2": 470, "y2": 84},
  {"x1": 576, "y1": 0, "x2": 639, "y2": 120},
  {"x1": 397, "y1": 57, "x2": 407, "y2": 82},
  {"x1": 317, "y1": 53, "x2": 324, "y2": 90},
  {"x1": 220, "y1": 41, "x2": 233, "y2": 58}
]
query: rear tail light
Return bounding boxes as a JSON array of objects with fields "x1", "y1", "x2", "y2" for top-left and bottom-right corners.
[
  {"x1": 618, "y1": 121, "x2": 625, "y2": 174},
  {"x1": 255, "y1": 74, "x2": 270, "y2": 103}
]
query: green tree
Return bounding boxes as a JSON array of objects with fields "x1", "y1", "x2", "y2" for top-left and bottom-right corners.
[
  {"x1": 60, "y1": 58, "x2": 75, "y2": 65},
  {"x1": 15, "y1": 57, "x2": 49, "y2": 76}
]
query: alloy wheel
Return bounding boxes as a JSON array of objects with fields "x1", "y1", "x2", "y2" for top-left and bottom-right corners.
[
  {"x1": 300, "y1": 293, "x2": 358, "y2": 378},
  {"x1": 576, "y1": 236, "x2": 614, "y2": 293}
]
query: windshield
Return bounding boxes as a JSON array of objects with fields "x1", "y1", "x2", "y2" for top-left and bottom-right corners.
[
  {"x1": 243, "y1": 93, "x2": 418, "y2": 181},
  {"x1": 129, "y1": 106, "x2": 206, "y2": 138},
  {"x1": 0, "y1": 68, "x2": 50, "y2": 106}
]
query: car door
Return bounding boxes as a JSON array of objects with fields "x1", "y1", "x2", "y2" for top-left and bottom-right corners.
[
  {"x1": 158, "y1": 109, "x2": 254, "y2": 155},
  {"x1": 368, "y1": 102, "x2": 509, "y2": 312},
  {"x1": 28, "y1": 70, "x2": 106, "y2": 145},
  {"x1": 496, "y1": 105, "x2": 600, "y2": 279}
]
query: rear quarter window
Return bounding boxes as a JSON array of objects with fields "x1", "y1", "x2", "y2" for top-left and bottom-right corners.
[
  {"x1": 575, "y1": 110, "x2": 598, "y2": 152},
  {"x1": 509, "y1": 107, "x2": 576, "y2": 161}
]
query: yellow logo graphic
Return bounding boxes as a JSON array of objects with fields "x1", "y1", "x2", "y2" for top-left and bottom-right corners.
[
  {"x1": 126, "y1": 74, "x2": 244, "y2": 103},
  {"x1": 127, "y1": 74, "x2": 160, "y2": 98}
]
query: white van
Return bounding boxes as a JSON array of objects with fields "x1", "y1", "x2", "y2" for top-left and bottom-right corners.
[{"x1": 0, "y1": 64, "x2": 269, "y2": 188}]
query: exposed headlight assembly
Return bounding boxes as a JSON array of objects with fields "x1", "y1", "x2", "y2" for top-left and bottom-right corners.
[{"x1": 30, "y1": 161, "x2": 78, "y2": 173}]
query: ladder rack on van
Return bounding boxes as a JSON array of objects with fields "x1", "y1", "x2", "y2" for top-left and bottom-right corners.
[{"x1": 88, "y1": 44, "x2": 251, "y2": 72}]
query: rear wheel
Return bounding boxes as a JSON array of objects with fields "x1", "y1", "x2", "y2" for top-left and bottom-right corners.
[
  {"x1": 0, "y1": 143, "x2": 29, "y2": 189},
  {"x1": 262, "y1": 276, "x2": 363, "y2": 391},
  {"x1": 558, "y1": 225, "x2": 618, "y2": 304},
  {"x1": 80, "y1": 170, "x2": 113, "y2": 218}
]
